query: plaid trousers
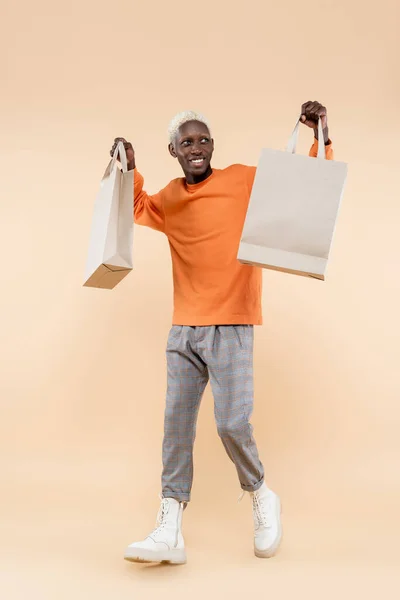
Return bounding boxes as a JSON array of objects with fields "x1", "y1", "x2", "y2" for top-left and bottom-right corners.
[{"x1": 162, "y1": 325, "x2": 265, "y2": 502}]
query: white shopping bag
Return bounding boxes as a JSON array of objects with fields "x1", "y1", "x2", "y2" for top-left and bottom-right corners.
[
  {"x1": 83, "y1": 142, "x2": 134, "y2": 289},
  {"x1": 238, "y1": 118, "x2": 348, "y2": 280}
]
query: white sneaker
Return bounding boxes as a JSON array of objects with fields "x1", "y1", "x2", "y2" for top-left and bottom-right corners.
[
  {"x1": 124, "y1": 497, "x2": 187, "y2": 564},
  {"x1": 248, "y1": 483, "x2": 282, "y2": 558}
]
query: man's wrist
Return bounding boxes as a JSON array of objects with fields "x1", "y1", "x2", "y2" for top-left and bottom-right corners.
[
  {"x1": 127, "y1": 161, "x2": 136, "y2": 171},
  {"x1": 314, "y1": 127, "x2": 330, "y2": 145}
]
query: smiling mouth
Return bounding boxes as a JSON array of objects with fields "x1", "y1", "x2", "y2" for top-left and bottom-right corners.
[{"x1": 189, "y1": 157, "x2": 206, "y2": 166}]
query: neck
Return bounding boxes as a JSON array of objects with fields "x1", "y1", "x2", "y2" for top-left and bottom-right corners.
[{"x1": 184, "y1": 165, "x2": 213, "y2": 185}]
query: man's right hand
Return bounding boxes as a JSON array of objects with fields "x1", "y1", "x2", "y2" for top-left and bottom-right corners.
[{"x1": 110, "y1": 137, "x2": 135, "y2": 170}]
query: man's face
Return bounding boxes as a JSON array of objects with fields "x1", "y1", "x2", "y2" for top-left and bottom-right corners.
[{"x1": 169, "y1": 120, "x2": 214, "y2": 178}]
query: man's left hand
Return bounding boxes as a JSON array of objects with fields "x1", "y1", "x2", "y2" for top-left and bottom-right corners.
[{"x1": 300, "y1": 101, "x2": 329, "y2": 144}]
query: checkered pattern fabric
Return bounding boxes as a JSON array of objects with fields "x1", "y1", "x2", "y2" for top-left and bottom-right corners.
[{"x1": 161, "y1": 325, "x2": 265, "y2": 502}]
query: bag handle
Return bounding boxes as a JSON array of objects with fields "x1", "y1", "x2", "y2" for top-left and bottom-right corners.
[
  {"x1": 110, "y1": 141, "x2": 128, "y2": 172},
  {"x1": 286, "y1": 116, "x2": 326, "y2": 159},
  {"x1": 102, "y1": 141, "x2": 129, "y2": 180}
]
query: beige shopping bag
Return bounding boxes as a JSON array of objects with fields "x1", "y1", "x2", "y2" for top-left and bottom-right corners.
[
  {"x1": 83, "y1": 142, "x2": 134, "y2": 289},
  {"x1": 238, "y1": 118, "x2": 348, "y2": 280}
]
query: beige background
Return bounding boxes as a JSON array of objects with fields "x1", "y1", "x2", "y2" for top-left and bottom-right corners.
[{"x1": 2, "y1": 0, "x2": 400, "y2": 598}]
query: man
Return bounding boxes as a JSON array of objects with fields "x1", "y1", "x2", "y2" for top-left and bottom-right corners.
[{"x1": 112, "y1": 101, "x2": 333, "y2": 565}]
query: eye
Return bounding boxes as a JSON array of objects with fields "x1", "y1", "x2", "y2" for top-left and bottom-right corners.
[
  {"x1": 181, "y1": 140, "x2": 191, "y2": 146},
  {"x1": 201, "y1": 138, "x2": 210, "y2": 143}
]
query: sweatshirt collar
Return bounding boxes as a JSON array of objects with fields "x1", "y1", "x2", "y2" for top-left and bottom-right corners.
[{"x1": 185, "y1": 169, "x2": 215, "y2": 191}]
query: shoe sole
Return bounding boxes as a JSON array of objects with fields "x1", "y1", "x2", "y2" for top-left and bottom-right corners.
[
  {"x1": 254, "y1": 497, "x2": 283, "y2": 559},
  {"x1": 124, "y1": 547, "x2": 187, "y2": 565}
]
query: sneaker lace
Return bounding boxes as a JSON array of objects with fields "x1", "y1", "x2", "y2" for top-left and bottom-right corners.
[
  {"x1": 252, "y1": 492, "x2": 271, "y2": 528},
  {"x1": 237, "y1": 490, "x2": 245, "y2": 503},
  {"x1": 237, "y1": 489, "x2": 271, "y2": 528},
  {"x1": 153, "y1": 496, "x2": 169, "y2": 534}
]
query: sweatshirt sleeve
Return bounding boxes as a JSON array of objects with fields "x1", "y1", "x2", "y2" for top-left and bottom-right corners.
[
  {"x1": 309, "y1": 139, "x2": 334, "y2": 160},
  {"x1": 134, "y1": 169, "x2": 165, "y2": 233}
]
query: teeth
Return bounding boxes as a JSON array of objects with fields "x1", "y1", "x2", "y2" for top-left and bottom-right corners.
[{"x1": 191, "y1": 158, "x2": 204, "y2": 163}]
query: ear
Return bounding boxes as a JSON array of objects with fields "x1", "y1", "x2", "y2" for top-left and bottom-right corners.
[
  {"x1": 168, "y1": 143, "x2": 177, "y2": 158},
  {"x1": 211, "y1": 138, "x2": 215, "y2": 151}
]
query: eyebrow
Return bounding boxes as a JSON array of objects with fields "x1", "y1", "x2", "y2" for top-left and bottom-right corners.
[{"x1": 180, "y1": 134, "x2": 210, "y2": 142}]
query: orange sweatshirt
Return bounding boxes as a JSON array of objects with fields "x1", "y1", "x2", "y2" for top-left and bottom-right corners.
[{"x1": 134, "y1": 140, "x2": 334, "y2": 326}]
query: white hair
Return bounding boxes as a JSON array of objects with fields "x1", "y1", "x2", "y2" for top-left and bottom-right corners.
[{"x1": 168, "y1": 110, "x2": 211, "y2": 145}]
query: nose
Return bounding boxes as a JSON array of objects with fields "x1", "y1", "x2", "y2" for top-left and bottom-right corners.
[{"x1": 190, "y1": 141, "x2": 202, "y2": 155}]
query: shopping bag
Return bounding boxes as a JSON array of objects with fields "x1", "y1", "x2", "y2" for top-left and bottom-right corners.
[
  {"x1": 83, "y1": 142, "x2": 134, "y2": 289},
  {"x1": 238, "y1": 118, "x2": 348, "y2": 280}
]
